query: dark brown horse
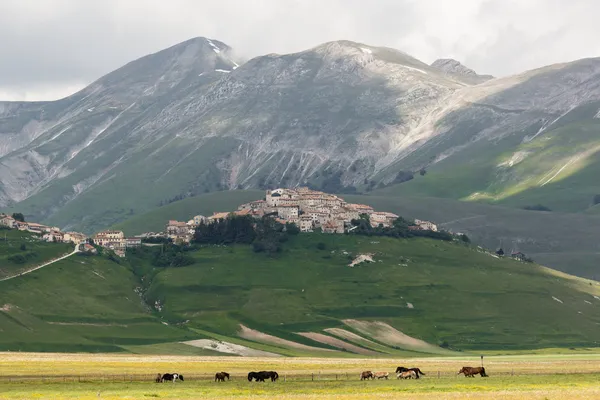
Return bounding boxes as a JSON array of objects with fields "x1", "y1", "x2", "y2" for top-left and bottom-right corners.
[
  {"x1": 155, "y1": 373, "x2": 162, "y2": 383},
  {"x1": 395, "y1": 367, "x2": 425, "y2": 379},
  {"x1": 215, "y1": 372, "x2": 230, "y2": 382},
  {"x1": 360, "y1": 371, "x2": 374, "y2": 380},
  {"x1": 458, "y1": 366, "x2": 488, "y2": 377}
]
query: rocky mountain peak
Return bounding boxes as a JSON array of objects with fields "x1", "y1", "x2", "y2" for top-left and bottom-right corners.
[{"x1": 431, "y1": 58, "x2": 494, "y2": 84}]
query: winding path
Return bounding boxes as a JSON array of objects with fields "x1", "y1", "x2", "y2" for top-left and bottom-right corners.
[{"x1": 0, "y1": 245, "x2": 80, "y2": 282}]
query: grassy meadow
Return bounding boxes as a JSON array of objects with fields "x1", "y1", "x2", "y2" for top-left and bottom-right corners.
[{"x1": 2, "y1": 353, "x2": 600, "y2": 399}]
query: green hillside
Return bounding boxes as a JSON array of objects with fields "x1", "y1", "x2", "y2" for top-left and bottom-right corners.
[
  {"x1": 1, "y1": 231, "x2": 599, "y2": 354},
  {"x1": 0, "y1": 228, "x2": 73, "y2": 280},
  {"x1": 112, "y1": 191, "x2": 600, "y2": 280},
  {"x1": 373, "y1": 111, "x2": 600, "y2": 214}
]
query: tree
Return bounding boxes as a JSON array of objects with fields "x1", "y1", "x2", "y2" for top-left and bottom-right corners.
[
  {"x1": 285, "y1": 222, "x2": 300, "y2": 235},
  {"x1": 419, "y1": 168, "x2": 427, "y2": 176},
  {"x1": 496, "y1": 248, "x2": 505, "y2": 256},
  {"x1": 12, "y1": 213, "x2": 25, "y2": 222},
  {"x1": 20, "y1": 244, "x2": 27, "y2": 251},
  {"x1": 459, "y1": 234, "x2": 471, "y2": 244}
]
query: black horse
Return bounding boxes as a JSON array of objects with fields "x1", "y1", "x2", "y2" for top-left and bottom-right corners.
[
  {"x1": 395, "y1": 367, "x2": 425, "y2": 379},
  {"x1": 160, "y1": 373, "x2": 184, "y2": 383},
  {"x1": 248, "y1": 371, "x2": 278, "y2": 382}
]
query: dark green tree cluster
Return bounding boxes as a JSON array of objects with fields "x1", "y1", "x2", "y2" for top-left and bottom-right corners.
[
  {"x1": 193, "y1": 215, "x2": 297, "y2": 255},
  {"x1": 11, "y1": 213, "x2": 25, "y2": 222},
  {"x1": 349, "y1": 214, "x2": 454, "y2": 241}
]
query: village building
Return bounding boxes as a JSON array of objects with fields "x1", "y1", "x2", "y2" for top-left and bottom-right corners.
[
  {"x1": 63, "y1": 232, "x2": 87, "y2": 245},
  {"x1": 94, "y1": 230, "x2": 125, "y2": 249},
  {"x1": 0, "y1": 215, "x2": 16, "y2": 228},
  {"x1": 414, "y1": 219, "x2": 438, "y2": 232},
  {"x1": 125, "y1": 237, "x2": 142, "y2": 248},
  {"x1": 42, "y1": 231, "x2": 64, "y2": 243},
  {"x1": 276, "y1": 205, "x2": 299, "y2": 220}
]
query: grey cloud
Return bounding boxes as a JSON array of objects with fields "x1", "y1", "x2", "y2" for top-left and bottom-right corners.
[{"x1": 0, "y1": 0, "x2": 598, "y2": 100}]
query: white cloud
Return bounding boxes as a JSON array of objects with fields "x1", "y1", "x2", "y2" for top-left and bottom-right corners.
[{"x1": 0, "y1": 0, "x2": 598, "y2": 100}]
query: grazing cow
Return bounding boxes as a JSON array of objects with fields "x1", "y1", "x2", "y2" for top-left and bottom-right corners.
[
  {"x1": 215, "y1": 372, "x2": 230, "y2": 382},
  {"x1": 373, "y1": 372, "x2": 389, "y2": 380},
  {"x1": 360, "y1": 371, "x2": 374, "y2": 380},
  {"x1": 397, "y1": 370, "x2": 416, "y2": 379},
  {"x1": 160, "y1": 373, "x2": 184, "y2": 383},
  {"x1": 458, "y1": 366, "x2": 488, "y2": 377},
  {"x1": 395, "y1": 367, "x2": 426, "y2": 379}
]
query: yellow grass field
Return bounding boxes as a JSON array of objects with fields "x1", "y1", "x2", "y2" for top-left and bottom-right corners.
[{"x1": 2, "y1": 352, "x2": 600, "y2": 399}]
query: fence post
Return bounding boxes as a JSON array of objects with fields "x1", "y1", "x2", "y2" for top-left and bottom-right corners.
[
  {"x1": 312, "y1": 373, "x2": 314, "y2": 381},
  {"x1": 336, "y1": 374, "x2": 338, "y2": 380}
]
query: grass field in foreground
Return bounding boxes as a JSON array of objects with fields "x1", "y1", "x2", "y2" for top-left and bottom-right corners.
[{"x1": 2, "y1": 353, "x2": 600, "y2": 399}]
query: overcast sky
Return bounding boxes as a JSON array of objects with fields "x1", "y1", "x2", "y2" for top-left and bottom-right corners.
[{"x1": 1, "y1": 0, "x2": 598, "y2": 101}]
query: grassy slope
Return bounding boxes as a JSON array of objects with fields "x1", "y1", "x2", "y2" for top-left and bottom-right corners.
[
  {"x1": 146, "y1": 234, "x2": 600, "y2": 351},
  {"x1": 112, "y1": 190, "x2": 264, "y2": 236},
  {"x1": 0, "y1": 253, "x2": 198, "y2": 352},
  {"x1": 1, "y1": 231, "x2": 599, "y2": 353},
  {"x1": 0, "y1": 228, "x2": 73, "y2": 279}
]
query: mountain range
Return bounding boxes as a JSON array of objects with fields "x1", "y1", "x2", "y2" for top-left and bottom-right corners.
[{"x1": 1, "y1": 37, "x2": 600, "y2": 233}]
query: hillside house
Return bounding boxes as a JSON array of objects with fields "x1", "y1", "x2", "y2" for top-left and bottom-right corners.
[
  {"x1": 276, "y1": 205, "x2": 299, "y2": 220},
  {"x1": 94, "y1": 230, "x2": 125, "y2": 249},
  {"x1": 414, "y1": 219, "x2": 438, "y2": 232},
  {"x1": 0, "y1": 215, "x2": 16, "y2": 228},
  {"x1": 125, "y1": 237, "x2": 142, "y2": 248},
  {"x1": 42, "y1": 231, "x2": 64, "y2": 242},
  {"x1": 299, "y1": 216, "x2": 314, "y2": 232},
  {"x1": 208, "y1": 212, "x2": 230, "y2": 223},
  {"x1": 63, "y1": 232, "x2": 87, "y2": 245},
  {"x1": 167, "y1": 220, "x2": 188, "y2": 235},
  {"x1": 322, "y1": 219, "x2": 345, "y2": 234}
]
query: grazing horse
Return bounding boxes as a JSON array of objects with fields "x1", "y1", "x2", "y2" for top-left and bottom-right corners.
[
  {"x1": 395, "y1": 367, "x2": 426, "y2": 379},
  {"x1": 360, "y1": 371, "x2": 374, "y2": 380},
  {"x1": 265, "y1": 371, "x2": 279, "y2": 382},
  {"x1": 155, "y1": 373, "x2": 162, "y2": 383},
  {"x1": 248, "y1": 371, "x2": 274, "y2": 382},
  {"x1": 397, "y1": 370, "x2": 417, "y2": 379},
  {"x1": 215, "y1": 372, "x2": 230, "y2": 382},
  {"x1": 160, "y1": 373, "x2": 184, "y2": 383},
  {"x1": 373, "y1": 372, "x2": 389, "y2": 380},
  {"x1": 458, "y1": 366, "x2": 488, "y2": 377}
]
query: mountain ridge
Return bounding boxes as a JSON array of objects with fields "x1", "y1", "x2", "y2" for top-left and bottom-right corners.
[{"x1": 1, "y1": 38, "x2": 600, "y2": 233}]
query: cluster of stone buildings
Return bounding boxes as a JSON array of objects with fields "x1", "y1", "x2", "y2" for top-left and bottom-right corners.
[
  {"x1": 0, "y1": 213, "x2": 88, "y2": 245},
  {"x1": 184, "y1": 188, "x2": 439, "y2": 234},
  {"x1": 92, "y1": 230, "x2": 142, "y2": 257}
]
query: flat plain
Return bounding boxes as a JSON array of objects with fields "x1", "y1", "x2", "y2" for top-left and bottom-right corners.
[{"x1": 2, "y1": 352, "x2": 600, "y2": 399}]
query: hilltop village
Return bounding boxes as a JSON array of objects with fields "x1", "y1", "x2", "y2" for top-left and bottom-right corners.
[
  {"x1": 161, "y1": 188, "x2": 438, "y2": 244},
  {"x1": 1, "y1": 188, "x2": 439, "y2": 256}
]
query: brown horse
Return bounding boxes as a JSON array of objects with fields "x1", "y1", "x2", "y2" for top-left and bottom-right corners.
[
  {"x1": 360, "y1": 371, "x2": 374, "y2": 380},
  {"x1": 215, "y1": 372, "x2": 230, "y2": 382},
  {"x1": 458, "y1": 366, "x2": 488, "y2": 377},
  {"x1": 395, "y1": 366, "x2": 425, "y2": 379},
  {"x1": 373, "y1": 372, "x2": 389, "y2": 380},
  {"x1": 397, "y1": 370, "x2": 416, "y2": 379},
  {"x1": 155, "y1": 373, "x2": 162, "y2": 383}
]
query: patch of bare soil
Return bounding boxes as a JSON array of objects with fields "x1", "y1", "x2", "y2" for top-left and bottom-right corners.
[
  {"x1": 296, "y1": 332, "x2": 378, "y2": 355},
  {"x1": 343, "y1": 319, "x2": 442, "y2": 353},
  {"x1": 238, "y1": 324, "x2": 335, "y2": 352},
  {"x1": 181, "y1": 339, "x2": 281, "y2": 357}
]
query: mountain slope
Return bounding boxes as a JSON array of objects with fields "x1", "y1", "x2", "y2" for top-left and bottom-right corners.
[
  {"x1": 3, "y1": 38, "x2": 600, "y2": 232},
  {"x1": 1, "y1": 234, "x2": 600, "y2": 352}
]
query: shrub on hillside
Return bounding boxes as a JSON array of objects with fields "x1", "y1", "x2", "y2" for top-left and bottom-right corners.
[{"x1": 523, "y1": 204, "x2": 551, "y2": 211}]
